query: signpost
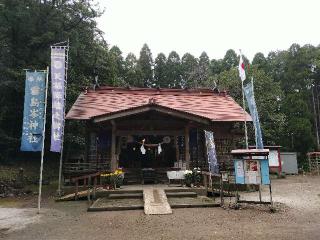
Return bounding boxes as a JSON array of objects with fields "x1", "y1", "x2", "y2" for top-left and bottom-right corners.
[{"x1": 232, "y1": 149, "x2": 273, "y2": 209}]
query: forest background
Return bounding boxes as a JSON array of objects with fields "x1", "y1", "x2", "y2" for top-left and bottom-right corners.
[{"x1": 1, "y1": 0, "x2": 320, "y2": 169}]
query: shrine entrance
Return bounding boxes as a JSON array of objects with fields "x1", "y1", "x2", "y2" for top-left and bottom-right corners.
[{"x1": 118, "y1": 135, "x2": 176, "y2": 169}]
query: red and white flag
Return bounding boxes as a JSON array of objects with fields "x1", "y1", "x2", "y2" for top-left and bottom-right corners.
[{"x1": 238, "y1": 53, "x2": 246, "y2": 82}]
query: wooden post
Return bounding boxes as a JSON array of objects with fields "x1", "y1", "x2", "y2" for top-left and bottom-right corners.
[
  {"x1": 269, "y1": 183, "x2": 273, "y2": 209},
  {"x1": 111, "y1": 120, "x2": 117, "y2": 171},
  {"x1": 185, "y1": 125, "x2": 190, "y2": 169},
  {"x1": 93, "y1": 176, "x2": 97, "y2": 199},
  {"x1": 220, "y1": 174, "x2": 224, "y2": 206},
  {"x1": 174, "y1": 136, "x2": 179, "y2": 163},
  {"x1": 259, "y1": 162, "x2": 262, "y2": 202},
  {"x1": 75, "y1": 180, "x2": 79, "y2": 200},
  {"x1": 203, "y1": 173, "x2": 208, "y2": 193},
  {"x1": 87, "y1": 176, "x2": 91, "y2": 203},
  {"x1": 84, "y1": 122, "x2": 90, "y2": 164},
  {"x1": 258, "y1": 185, "x2": 262, "y2": 202},
  {"x1": 308, "y1": 154, "x2": 312, "y2": 173},
  {"x1": 316, "y1": 155, "x2": 320, "y2": 175}
]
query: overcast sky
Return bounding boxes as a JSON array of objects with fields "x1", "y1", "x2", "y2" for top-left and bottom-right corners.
[{"x1": 96, "y1": 0, "x2": 320, "y2": 61}]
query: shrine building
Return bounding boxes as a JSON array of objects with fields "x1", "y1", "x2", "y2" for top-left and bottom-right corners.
[{"x1": 64, "y1": 86, "x2": 251, "y2": 183}]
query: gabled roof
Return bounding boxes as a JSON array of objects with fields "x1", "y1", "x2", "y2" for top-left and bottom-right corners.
[
  {"x1": 92, "y1": 103, "x2": 212, "y2": 125},
  {"x1": 66, "y1": 86, "x2": 252, "y2": 122}
]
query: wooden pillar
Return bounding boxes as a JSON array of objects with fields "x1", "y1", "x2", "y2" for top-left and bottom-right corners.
[
  {"x1": 185, "y1": 125, "x2": 190, "y2": 170},
  {"x1": 84, "y1": 122, "x2": 90, "y2": 163},
  {"x1": 111, "y1": 120, "x2": 117, "y2": 171},
  {"x1": 93, "y1": 176, "x2": 97, "y2": 199},
  {"x1": 75, "y1": 180, "x2": 79, "y2": 200},
  {"x1": 87, "y1": 176, "x2": 91, "y2": 203},
  {"x1": 174, "y1": 136, "x2": 179, "y2": 162}
]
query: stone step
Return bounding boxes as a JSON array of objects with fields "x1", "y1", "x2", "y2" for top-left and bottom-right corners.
[
  {"x1": 165, "y1": 188, "x2": 198, "y2": 193},
  {"x1": 124, "y1": 180, "x2": 142, "y2": 184},
  {"x1": 168, "y1": 196, "x2": 221, "y2": 209},
  {"x1": 88, "y1": 205, "x2": 144, "y2": 211},
  {"x1": 166, "y1": 192, "x2": 197, "y2": 198},
  {"x1": 88, "y1": 198, "x2": 144, "y2": 212},
  {"x1": 109, "y1": 193, "x2": 143, "y2": 199},
  {"x1": 170, "y1": 203, "x2": 220, "y2": 208}
]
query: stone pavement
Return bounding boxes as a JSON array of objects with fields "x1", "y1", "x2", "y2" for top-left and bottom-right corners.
[{"x1": 143, "y1": 188, "x2": 172, "y2": 215}]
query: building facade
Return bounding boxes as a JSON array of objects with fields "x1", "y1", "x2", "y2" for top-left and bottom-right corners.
[{"x1": 65, "y1": 87, "x2": 251, "y2": 181}]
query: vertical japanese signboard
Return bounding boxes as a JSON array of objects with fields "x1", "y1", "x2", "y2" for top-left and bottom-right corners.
[
  {"x1": 204, "y1": 131, "x2": 219, "y2": 174},
  {"x1": 50, "y1": 47, "x2": 66, "y2": 152},
  {"x1": 21, "y1": 71, "x2": 47, "y2": 151}
]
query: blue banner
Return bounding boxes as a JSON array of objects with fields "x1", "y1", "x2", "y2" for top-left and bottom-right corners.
[
  {"x1": 21, "y1": 71, "x2": 47, "y2": 151},
  {"x1": 204, "y1": 131, "x2": 219, "y2": 174},
  {"x1": 50, "y1": 47, "x2": 66, "y2": 152},
  {"x1": 243, "y1": 80, "x2": 264, "y2": 149}
]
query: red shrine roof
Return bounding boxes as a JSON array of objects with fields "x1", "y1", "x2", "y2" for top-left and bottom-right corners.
[{"x1": 66, "y1": 86, "x2": 252, "y2": 122}]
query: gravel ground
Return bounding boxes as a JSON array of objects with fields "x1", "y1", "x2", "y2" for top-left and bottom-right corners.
[{"x1": 1, "y1": 175, "x2": 320, "y2": 240}]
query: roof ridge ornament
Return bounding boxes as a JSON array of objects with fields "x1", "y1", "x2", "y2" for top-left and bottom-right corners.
[
  {"x1": 148, "y1": 97, "x2": 157, "y2": 104},
  {"x1": 83, "y1": 86, "x2": 88, "y2": 95},
  {"x1": 93, "y1": 75, "x2": 100, "y2": 91}
]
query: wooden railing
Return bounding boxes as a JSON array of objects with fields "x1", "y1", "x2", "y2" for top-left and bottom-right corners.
[
  {"x1": 202, "y1": 171, "x2": 220, "y2": 192},
  {"x1": 71, "y1": 172, "x2": 109, "y2": 201},
  {"x1": 63, "y1": 162, "x2": 110, "y2": 174}
]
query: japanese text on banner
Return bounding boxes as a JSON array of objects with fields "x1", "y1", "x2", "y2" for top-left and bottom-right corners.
[
  {"x1": 21, "y1": 72, "x2": 46, "y2": 151},
  {"x1": 50, "y1": 48, "x2": 66, "y2": 152},
  {"x1": 204, "y1": 131, "x2": 219, "y2": 174}
]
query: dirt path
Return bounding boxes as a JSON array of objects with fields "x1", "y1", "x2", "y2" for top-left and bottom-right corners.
[{"x1": 1, "y1": 175, "x2": 320, "y2": 240}]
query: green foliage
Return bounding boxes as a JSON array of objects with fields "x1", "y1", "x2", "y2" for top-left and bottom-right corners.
[
  {"x1": 210, "y1": 59, "x2": 224, "y2": 75},
  {"x1": 166, "y1": 51, "x2": 182, "y2": 88},
  {"x1": 0, "y1": 0, "x2": 115, "y2": 160},
  {"x1": 0, "y1": 0, "x2": 319, "y2": 163},
  {"x1": 137, "y1": 43, "x2": 153, "y2": 87},
  {"x1": 214, "y1": 67, "x2": 286, "y2": 146},
  {"x1": 281, "y1": 93, "x2": 315, "y2": 153},
  {"x1": 264, "y1": 44, "x2": 319, "y2": 153},
  {"x1": 198, "y1": 51, "x2": 210, "y2": 86},
  {"x1": 181, "y1": 53, "x2": 198, "y2": 88},
  {"x1": 252, "y1": 52, "x2": 267, "y2": 71},
  {"x1": 124, "y1": 53, "x2": 143, "y2": 87},
  {"x1": 154, "y1": 53, "x2": 167, "y2": 87},
  {"x1": 222, "y1": 49, "x2": 238, "y2": 71}
]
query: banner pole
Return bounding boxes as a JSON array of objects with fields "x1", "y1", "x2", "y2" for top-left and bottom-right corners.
[
  {"x1": 38, "y1": 66, "x2": 49, "y2": 214},
  {"x1": 251, "y1": 77, "x2": 259, "y2": 148},
  {"x1": 241, "y1": 80, "x2": 249, "y2": 149},
  {"x1": 57, "y1": 41, "x2": 69, "y2": 197}
]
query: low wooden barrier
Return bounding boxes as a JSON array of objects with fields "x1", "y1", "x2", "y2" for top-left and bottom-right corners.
[{"x1": 71, "y1": 171, "x2": 110, "y2": 201}]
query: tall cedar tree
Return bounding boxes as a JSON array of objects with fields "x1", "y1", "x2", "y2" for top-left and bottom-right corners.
[
  {"x1": 154, "y1": 53, "x2": 167, "y2": 87},
  {"x1": 166, "y1": 51, "x2": 182, "y2": 88},
  {"x1": 138, "y1": 44, "x2": 154, "y2": 87}
]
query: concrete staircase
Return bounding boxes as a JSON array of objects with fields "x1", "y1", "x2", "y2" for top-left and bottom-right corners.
[{"x1": 88, "y1": 188, "x2": 220, "y2": 212}]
